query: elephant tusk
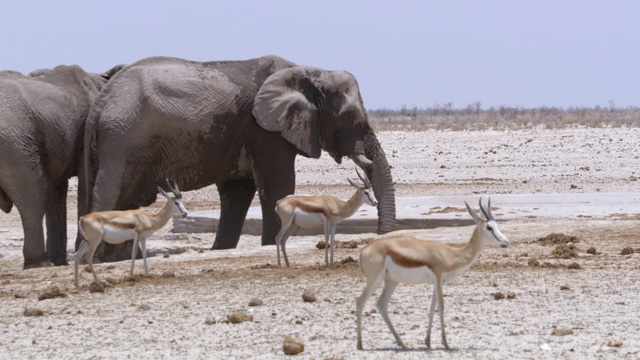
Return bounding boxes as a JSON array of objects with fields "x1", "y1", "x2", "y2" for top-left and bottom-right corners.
[{"x1": 351, "y1": 154, "x2": 373, "y2": 168}]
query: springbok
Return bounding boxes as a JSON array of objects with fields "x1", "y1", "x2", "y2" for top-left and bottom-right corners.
[
  {"x1": 275, "y1": 167, "x2": 377, "y2": 267},
  {"x1": 73, "y1": 179, "x2": 188, "y2": 287},
  {"x1": 356, "y1": 198, "x2": 509, "y2": 350}
]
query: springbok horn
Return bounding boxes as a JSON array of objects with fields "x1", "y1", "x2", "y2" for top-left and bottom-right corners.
[
  {"x1": 486, "y1": 197, "x2": 495, "y2": 221},
  {"x1": 355, "y1": 166, "x2": 372, "y2": 189},
  {"x1": 479, "y1": 197, "x2": 491, "y2": 221}
]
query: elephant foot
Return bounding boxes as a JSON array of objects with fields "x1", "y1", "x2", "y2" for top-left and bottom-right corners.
[
  {"x1": 210, "y1": 242, "x2": 236, "y2": 250},
  {"x1": 50, "y1": 257, "x2": 69, "y2": 266},
  {"x1": 23, "y1": 254, "x2": 52, "y2": 269}
]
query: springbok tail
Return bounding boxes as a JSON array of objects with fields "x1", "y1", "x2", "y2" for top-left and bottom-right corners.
[{"x1": 73, "y1": 241, "x2": 89, "y2": 261}]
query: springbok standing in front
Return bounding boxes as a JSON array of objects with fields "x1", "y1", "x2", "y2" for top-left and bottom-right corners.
[
  {"x1": 275, "y1": 167, "x2": 377, "y2": 267},
  {"x1": 73, "y1": 179, "x2": 188, "y2": 287},
  {"x1": 356, "y1": 198, "x2": 509, "y2": 350}
]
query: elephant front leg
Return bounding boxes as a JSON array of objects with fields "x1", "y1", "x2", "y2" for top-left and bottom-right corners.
[
  {"x1": 255, "y1": 169, "x2": 295, "y2": 247},
  {"x1": 45, "y1": 180, "x2": 69, "y2": 265},
  {"x1": 211, "y1": 179, "x2": 256, "y2": 250}
]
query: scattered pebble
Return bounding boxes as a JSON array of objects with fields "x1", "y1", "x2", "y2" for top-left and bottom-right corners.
[
  {"x1": 163, "y1": 254, "x2": 170, "y2": 258},
  {"x1": 570, "y1": 184, "x2": 578, "y2": 189},
  {"x1": 551, "y1": 328, "x2": 574, "y2": 336},
  {"x1": 560, "y1": 285, "x2": 571, "y2": 291},
  {"x1": 105, "y1": 277, "x2": 119, "y2": 285},
  {"x1": 227, "y1": 310, "x2": 253, "y2": 324},
  {"x1": 621, "y1": 247, "x2": 634, "y2": 255},
  {"x1": 340, "y1": 256, "x2": 357, "y2": 264},
  {"x1": 24, "y1": 308, "x2": 44, "y2": 317},
  {"x1": 138, "y1": 304, "x2": 151, "y2": 311},
  {"x1": 204, "y1": 318, "x2": 216, "y2": 325},
  {"x1": 89, "y1": 281, "x2": 105, "y2": 293},
  {"x1": 162, "y1": 271, "x2": 176, "y2": 278},
  {"x1": 13, "y1": 291, "x2": 28, "y2": 299},
  {"x1": 586, "y1": 247, "x2": 597, "y2": 255},
  {"x1": 283, "y1": 336, "x2": 304, "y2": 355},
  {"x1": 607, "y1": 340, "x2": 623, "y2": 347},
  {"x1": 302, "y1": 289, "x2": 317, "y2": 303},
  {"x1": 494, "y1": 292, "x2": 505, "y2": 300},
  {"x1": 567, "y1": 262, "x2": 581, "y2": 269},
  {"x1": 248, "y1": 298, "x2": 263, "y2": 307},
  {"x1": 506, "y1": 292, "x2": 517, "y2": 299},
  {"x1": 528, "y1": 259, "x2": 540, "y2": 267},
  {"x1": 38, "y1": 285, "x2": 67, "y2": 300}
]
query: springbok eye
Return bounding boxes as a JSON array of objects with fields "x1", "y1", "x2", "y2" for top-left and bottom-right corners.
[{"x1": 486, "y1": 225, "x2": 493, "y2": 231}]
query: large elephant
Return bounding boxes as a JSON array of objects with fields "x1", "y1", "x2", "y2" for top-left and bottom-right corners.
[
  {"x1": 82, "y1": 55, "x2": 395, "y2": 258},
  {"x1": 0, "y1": 64, "x2": 124, "y2": 268}
]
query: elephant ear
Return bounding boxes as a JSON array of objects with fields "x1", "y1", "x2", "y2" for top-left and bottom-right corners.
[
  {"x1": 101, "y1": 64, "x2": 127, "y2": 80},
  {"x1": 253, "y1": 67, "x2": 322, "y2": 158}
]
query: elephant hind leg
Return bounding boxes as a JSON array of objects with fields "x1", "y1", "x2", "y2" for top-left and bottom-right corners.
[{"x1": 46, "y1": 180, "x2": 69, "y2": 266}]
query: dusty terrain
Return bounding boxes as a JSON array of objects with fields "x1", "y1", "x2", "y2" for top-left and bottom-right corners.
[{"x1": 1, "y1": 127, "x2": 639, "y2": 359}]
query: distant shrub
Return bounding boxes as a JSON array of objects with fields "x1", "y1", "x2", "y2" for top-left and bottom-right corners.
[{"x1": 368, "y1": 104, "x2": 640, "y2": 131}]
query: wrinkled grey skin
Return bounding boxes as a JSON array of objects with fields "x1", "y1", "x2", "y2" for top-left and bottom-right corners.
[
  {"x1": 0, "y1": 64, "x2": 124, "y2": 269},
  {"x1": 82, "y1": 55, "x2": 395, "y2": 260}
]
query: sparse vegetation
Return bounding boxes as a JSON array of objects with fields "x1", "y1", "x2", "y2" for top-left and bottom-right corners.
[{"x1": 369, "y1": 104, "x2": 640, "y2": 131}]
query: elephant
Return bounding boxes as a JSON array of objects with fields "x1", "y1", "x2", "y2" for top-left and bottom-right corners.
[
  {"x1": 81, "y1": 55, "x2": 395, "y2": 259},
  {"x1": 0, "y1": 63, "x2": 124, "y2": 269}
]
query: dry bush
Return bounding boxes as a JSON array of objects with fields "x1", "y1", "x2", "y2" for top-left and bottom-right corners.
[{"x1": 368, "y1": 105, "x2": 640, "y2": 131}]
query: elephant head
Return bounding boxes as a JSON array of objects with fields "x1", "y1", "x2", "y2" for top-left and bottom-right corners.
[{"x1": 252, "y1": 67, "x2": 396, "y2": 233}]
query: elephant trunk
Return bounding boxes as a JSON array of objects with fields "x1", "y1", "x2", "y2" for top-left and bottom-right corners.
[{"x1": 358, "y1": 125, "x2": 396, "y2": 234}]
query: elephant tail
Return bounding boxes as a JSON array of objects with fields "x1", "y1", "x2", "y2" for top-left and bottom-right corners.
[{"x1": 82, "y1": 95, "x2": 104, "y2": 214}]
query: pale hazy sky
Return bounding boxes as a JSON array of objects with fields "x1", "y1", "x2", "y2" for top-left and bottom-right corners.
[{"x1": 2, "y1": 0, "x2": 638, "y2": 109}]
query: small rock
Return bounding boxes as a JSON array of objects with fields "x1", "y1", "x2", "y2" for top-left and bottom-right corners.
[
  {"x1": 164, "y1": 233, "x2": 189, "y2": 240},
  {"x1": 551, "y1": 328, "x2": 574, "y2": 336},
  {"x1": 13, "y1": 291, "x2": 28, "y2": 299},
  {"x1": 494, "y1": 292, "x2": 505, "y2": 300},
  {"x1": 567, "y1": 262, "x2": 581, "y2": 269},
  {"x1": 607, "y1": 340, "x2": 623, "y2": 347},
  {"x1": 89, "y1": 281, "x2": 105, "y2": 293},
  {"x1": 105, "y1": 277, "x2": 119, "y2": 285},
  {"x1": 440, "y1": 164, "x2": 447, "y2": 169},
  {"x1": 527, "y1": 259, "x2": 540, "y2": 267},
  {"x1": 163, "y1": 254, "x2": 170, "y2": 258},
  {"x1": 138, "y1": 304, "x2": 151, "y2": 311},
  {"x1": 248, "y1": 298, "x2": 263, "y2": 307},
  {"x1": 295, "y1": 319, "x2": 303, "y2": 325},
  {"x1": 506, "y1": 292, "x2": 517, "y2": 299},
  {"x1": 24, "y1": 308, "x2": 44, "y2": 317},
  {"x1": 38, "y1": 285, "x2": 67, "y2": 300},
  {"x1": 204, "y1": 318, "x2": 216, "y2": 325},
  {"x1": 337, "y1": 240, "x2": 358, "y2": 249},
  {"x1": 161, "y1": 271, "x2": 175, "y2": 278},
  {"x1": 570, "y1": 184, "x2": 578, "y2": 189},
  {"x1": 560, "y1": 285, "x2": 570, "y2": 291},
  {"x1": 302, "y1": 289, "x2": 317, "y2": 303},
  {"x1": 283, "y1": 335, "x2": 304, "y2": 355},
  {"x1": 586, "y1": 247, "x2": 597, "y2": 255},
  {"x1": 227, "y1": 310, "x2": 253, "y2": 324},
  {"x1": 340, "y1": 256, "x2": 357, "y2": 264},
  {"x1": 621, "y1": 247, "x2": 634, "y2": 255}
]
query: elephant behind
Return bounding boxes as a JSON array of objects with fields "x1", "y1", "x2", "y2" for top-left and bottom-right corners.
[
  {"x1": 83, "y1": 55, "x2": 395, "y2": 259},
  {"x1": 0, "y1": 64, "x2": 124, "y2": 268}
]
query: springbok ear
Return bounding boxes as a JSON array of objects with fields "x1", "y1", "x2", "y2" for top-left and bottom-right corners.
[
  {"x1": 253, "y1": 67, "x2": 322, "y2": 158},
  {"x1": 465, "y1": 201, "x2": 482, "y2": 223}
]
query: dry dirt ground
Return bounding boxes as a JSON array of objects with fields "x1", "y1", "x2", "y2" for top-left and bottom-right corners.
[{"x1": 1, "y1": 128, "x2": 639, "y2": 359}]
